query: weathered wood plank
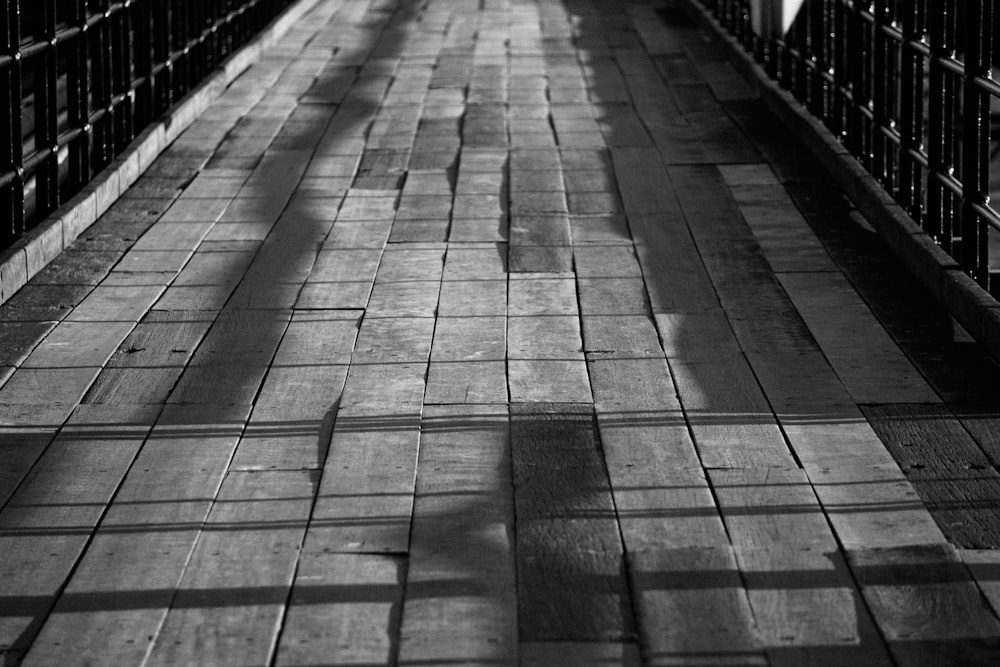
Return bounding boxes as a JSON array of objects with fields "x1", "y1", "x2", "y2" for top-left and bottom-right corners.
[
  {"x1": 508, "y1": 277, "x2": 578, "y2": 316},
  {"x1": 437, "y1": 279, "x2": 507, "y2": 316},
  {"x1": 144, "y1": 470, "x2": 316, "y2": 666},
  {"x1": 779, "y1": 272, "x2": 942, "y2": 404},
  {"x1": 508, "y1": 360, "x2": 593, "y2": 403},
  {"x1": 398, "y1": 405, "x2": 516, "y2": 663},
  {"x1": 274, "y1": 553, "x2": 405, "y2": 666},
  {"x1": 611, "y1": 147, "x2": 679, "y2": 215},
  {"x1": 231, "y1": 365, "x2": 347, "y2": 471},
  {"x1": 168, "y1": 308, "x2": 292, "y2": 405},
  {"x1": 0, "y1": 405, "x2": 159, "y2": 658},
  {"x1": 588, "y1": 353, "x2": 726, "y2": 549},
  {"x1": 577, "y1": 277, "x2": 650, "y2": 315},
  {"x1": 670, "y1": 357, "x2": 795, "y2": 469},
  {"x1": 521, "y1": 642, "x2": 642, "y2": 666},
  {"x1": 508, "y1": 316, "x2": 584, "y2": 360},
  {"x1": 105, "y1": 310, "x2": 213, "y2": 368},
  {"x1": 20, "y1": 321, "x2": 136, "y2": 369},
  {"x1": 20, "y1": 403, "x2": 249, "y2": 666},
  {"x1": 511, "y1": 403, "x2": 634, "y2": 642},
  {"x1": 629, "y1": 546, "x2": 764, "y2": 665},
  {"x1": 306, "y1": 410, "x2": 421, "y2": 555},
  {"x1": 710, "y1": 467, "x2": 893, "y2": 665},
  {"x1": 862, "y1": 404, "x2": 1000, "y2": 548},
  {"x1": 582, "y1": 314, "x2": 662, "y2": 359},
  {"x1": 431, "y1": 317, "x2": 506, "y2": 362},
  {"x1": 351, "y1": 317, "x2": 434, "y2": 365},
  {"x1": 848, "y1": 543, "x2": 1000, "y2": 665},
  {"x1": 424, "y1": 361, "x2": 509, "y2": 405}
]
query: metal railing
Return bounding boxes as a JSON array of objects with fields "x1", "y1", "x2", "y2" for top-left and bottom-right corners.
[
  {"x1": 1, "y1": 0, "x2": 297, "y2": 250},
  {"x1": 698, "y1": 0, "x2": 1000, "y2": 291}
]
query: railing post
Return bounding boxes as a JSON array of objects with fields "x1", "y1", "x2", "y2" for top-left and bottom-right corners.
[
  {"x1": 961, "y1": 0, "x2": 991, "y2": 286},
  {"x1": 1, "y1": 0, "x2": 23, "y2": 244},
  {"x1": 898, "y1": 0, "x2": 923, "y2": 225},
  {"x1": 33, "y1": 0, "x2": 59, "y2": 218}
]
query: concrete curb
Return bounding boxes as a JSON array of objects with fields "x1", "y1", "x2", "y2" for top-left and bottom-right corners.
[
  {"x1": 0, "y1": 0, "x2": 323, "y2": 304},
  {"x1": 680, "y1": 0, "x2": 1000, "y2": 363}
]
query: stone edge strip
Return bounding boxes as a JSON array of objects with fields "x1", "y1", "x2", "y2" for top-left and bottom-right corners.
[
  {"x1": 679, "y1": 0, "x2": 1000, "y2": 364},
  {"x1": 0, "y1": 0, "x2": 324, "y2": 305}
]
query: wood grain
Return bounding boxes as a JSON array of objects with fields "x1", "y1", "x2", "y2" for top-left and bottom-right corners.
[
  {"x1": 510, "y1": 403, "x2": 634, "y2": 642},
  {"x1": 398, "y1": 405, "x2": 516, "y2": 663},
  {"x1": 863, "y1": 403, "x2": 1000, "y2": 548}
]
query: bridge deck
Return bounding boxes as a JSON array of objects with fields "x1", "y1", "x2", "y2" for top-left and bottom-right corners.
[{"x1": 3, "y1": 0, "x2": 1000, "y2": 664}]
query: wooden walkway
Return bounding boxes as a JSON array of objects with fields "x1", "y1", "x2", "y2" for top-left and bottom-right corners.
[{"x1": 4, "y1": 0, "x2": 1000, "y2": 664}]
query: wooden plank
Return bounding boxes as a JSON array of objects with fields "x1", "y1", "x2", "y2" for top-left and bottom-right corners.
[
  {"x1": 629, "y1": 546, "x2": 764, "y2": 665},
  {"x1": 573, "y1": 245, "x2": 642, "y2": 278},
  {"x1": 670, "y1": 357, "x2": 795, "y2": 469},
  {"x1": 20, "y1": 320, "x2": 136, "y2": 369},
  {"x1": 577, "y1": 277, "x2": 650, "y2": 315},
  {"x1": 521, "y1": 642, "x2": 641, "y2": 666},
  {"x1": 862, "y1": 404, "x2": 1000, "y2": 548},
  {"x1": 582, "y1": 314, "x2": 662, "y2": 359},
  {"x1": 431, "y1": 317, "x2": 506, "y2": 362},
  {"x1": 508, "y1": 360, "x2": 593, "y2": 403},
  {"x1": 509, "y1": 214, "x2": 571, "y2": 247},
  {"x1": 64, "y1": 285, "x2": 165, "y2": 322},
  {"x1": 442, "y1": 245, "x2": 508, "y2": 281},
  {"x1": 508, "y1": 277, "x2": 578, "y2": 316},
  {"x1": 168, "y1": 308, "x2": 292, "y2": 405},
  {"x1": 508, "y1": 246, "x2": 573, "y2": 273},
  {"x1": 322, "y1": 219, "x2": 393, "y2": 248},
  {"x1": 848, "y1": 543, "x2": 1000, "y2": 665},
  {"x1": 0, "y1": 321, "x2": 56, "y2": 367},
  {"x1": 230, "y1": 365, "x2": 348, "y2": 471},
  {"x1": 0, "y1": 427, "x2": 57, "y2": 507},
  {"x1": 105, "y1": 310, "x2": 213, "y2": 368},
  {"x1": 610, "y1": 147, "x2": 679, "y2": 215},
  {"x1": 144, "y1": 470, "x2": 316, "y2": 666},
  {"x1": 511, "y1": 403, "x2": 634, "y2": 641},
  {"x1": 588, "y1": 354, "x2": 726, "y2": 548},
  {"x1": 20, "y1": 403, "x2": 249, "y2": 666},
  {"x1": 508, "y1": 316, "x2": 584, "y2": 360},
  {"x1": 83, "y1": 367, "x2": 184, "y2": 405},
  {"x1": 274, "y1": 553, "x2": 405, "y2": 666},
  {"x1": 375, "y1": 246, "x2": 445, "y2": 283},
  {"x1": 366, "y1": 281, "x2": 440, "y2": 318},
  {"x1": 959, "y1": 550, "x2": 1000, "y2": 619},
  {"x1": 437, "y1": 279, "x2": 507, "y2": 316},
  {"x1": 306, "y1": 410, "x2": 421, "y2": 554},
  {"x1": 270, "y1": 310, "x2": 362, "y2": 367},
  {"x1": 351, "y1": 317, "x2": 434, "y2": 365},
  {"x1": 424, "y1": 361, "x2": 509, "y2": 405},
  {"x1": 307, "y1": 249, "x2": 383, "y2": 284},
  {"x1": 0, "y1": 405, "x2": 159, "y2": 658},
  {"x1": 710, "y1": 467, "x2": 892, "y2": 665},
  {"x1": 778, "y1": 272, "x2": 942, "y2": 405},
  {"x1": 398, "y1": 405, "x2": 516, "y2": 663},
  {"x1": 627, "y1": 212, "x2": 720, "y2": 314},
  {"x1": 0, "y1": 367, "x2": 102, "y2": 425}
]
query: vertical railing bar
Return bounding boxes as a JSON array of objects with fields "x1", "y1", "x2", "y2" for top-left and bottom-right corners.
[
  {"x1": 35, "y1": 0, "x2": 59, "y2": 217},
  {"x1": 898, "y1": 0, "x2": 919, "y2": 217},
  {"x1": 1, "y1": 0, "x2": 24, "y2": 243},
  {"x1": 961, "y1": 0, "x2": 991, "y2": 285}
]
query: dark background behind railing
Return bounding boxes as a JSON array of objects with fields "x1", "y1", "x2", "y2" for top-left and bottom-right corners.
[
  {"x1": 1, "y1": 0, "x2": 297, "y2": 251},
  {"x1": 698, "y1": 0, "x2": 1000, "y2": 293}
]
